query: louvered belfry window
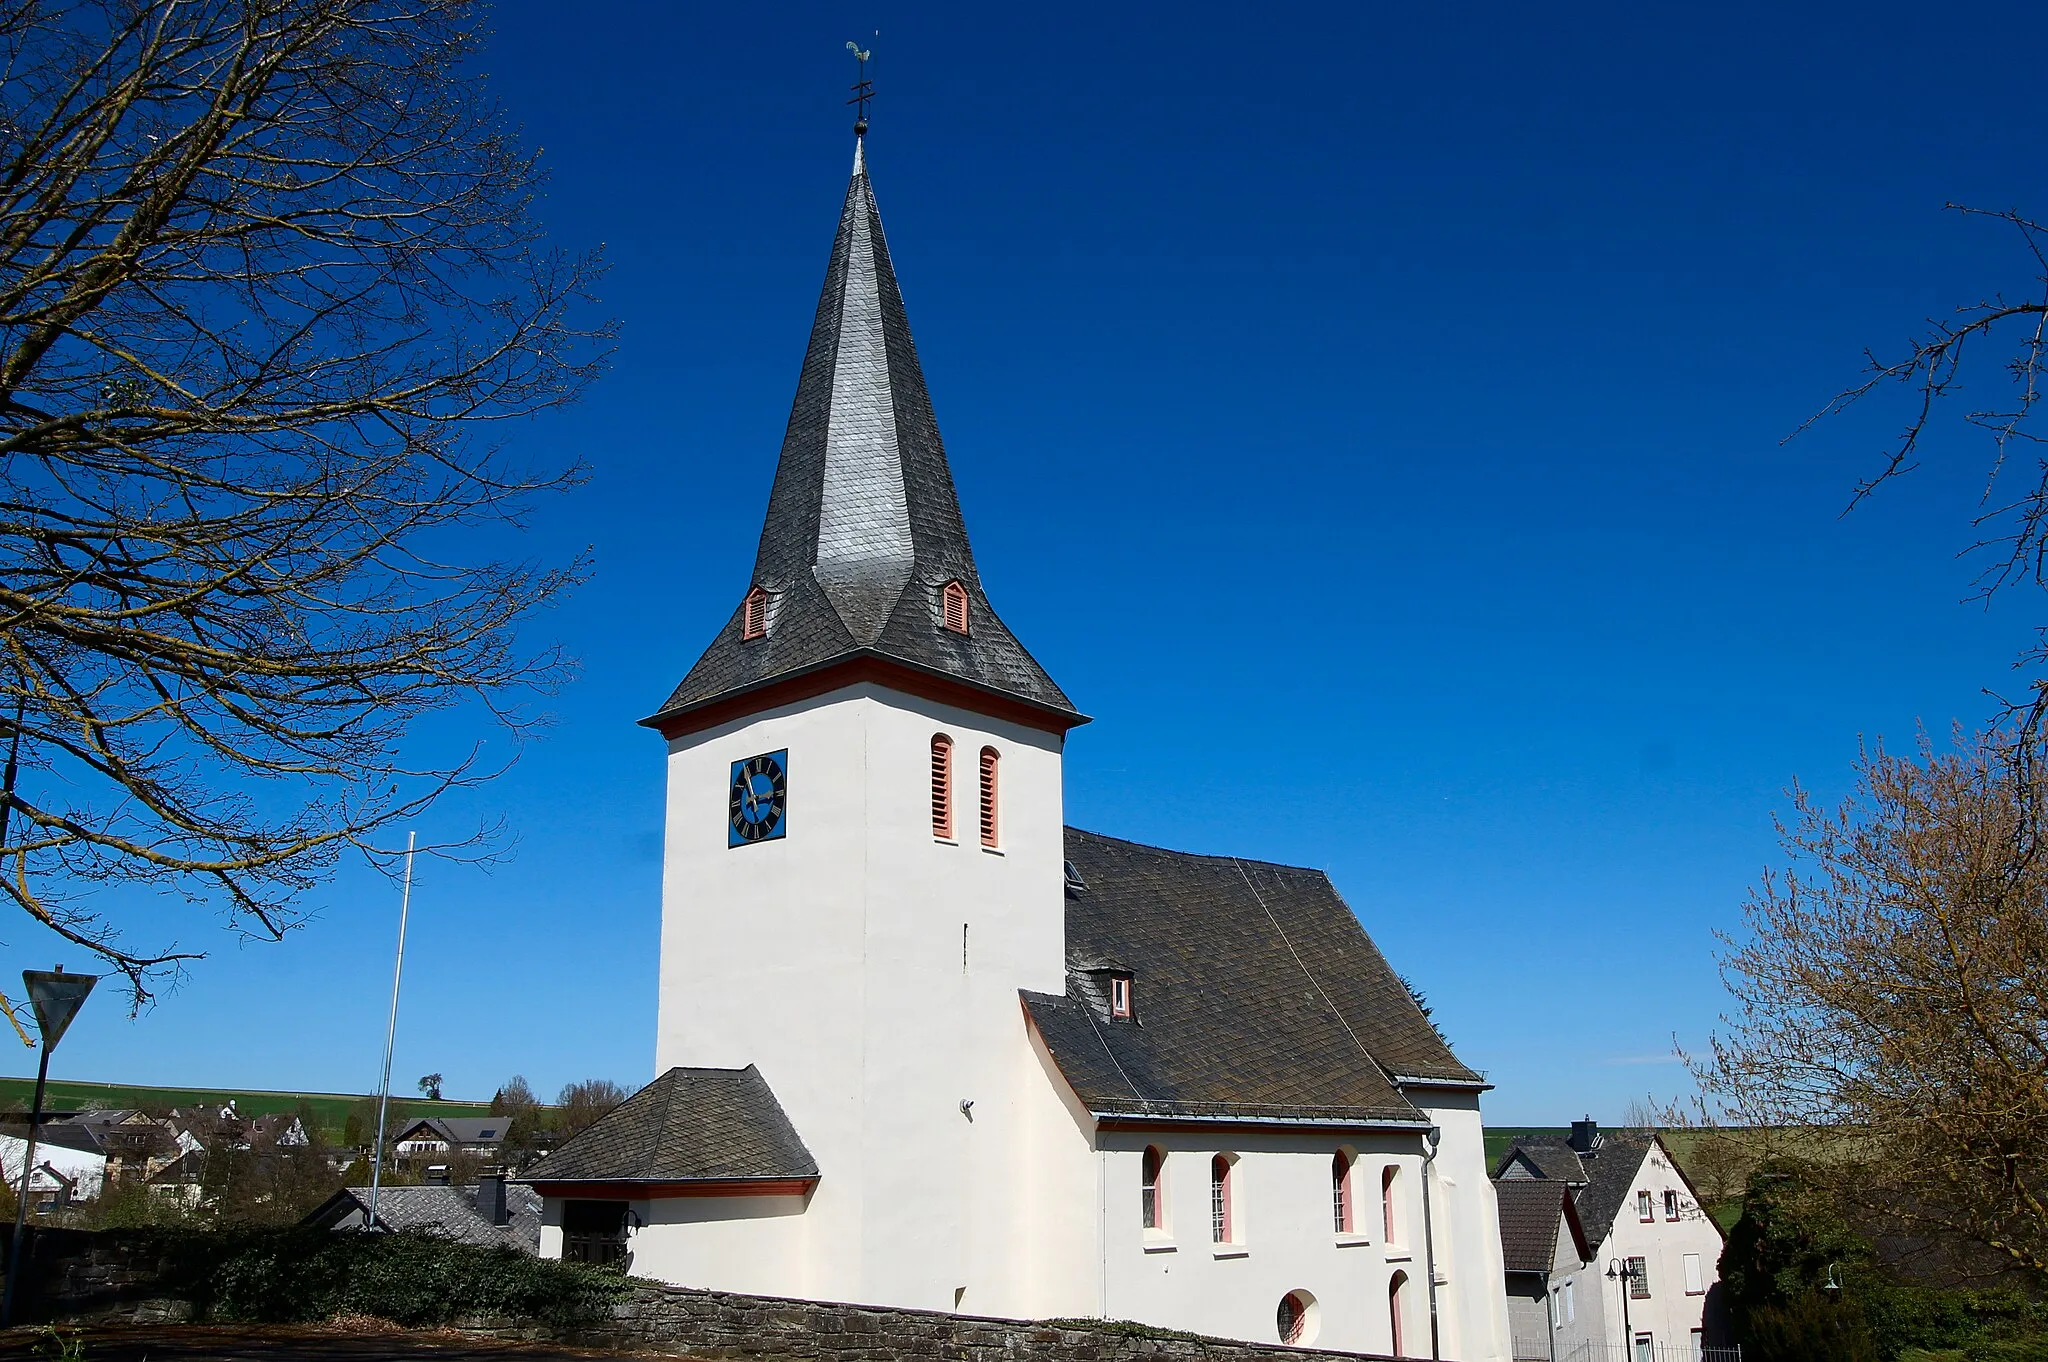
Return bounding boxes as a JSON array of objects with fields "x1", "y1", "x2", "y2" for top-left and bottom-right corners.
[
  {"x1": 941, "y1": 580, "x2": 969, "y2": 635},
  {"x1": 741, "y1": 586, "x2": 768, "y2": 641},
  {"x1": 978, "y1": 747, "x2": 999, "y2": 847},
  {"x1": 931, "y1": 735, "x2": 954, "y2": 839}
]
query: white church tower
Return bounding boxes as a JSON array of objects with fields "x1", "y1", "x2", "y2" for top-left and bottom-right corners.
[{"x1": 632, "y1": 134, "x2": 1089, "y2": 1317}]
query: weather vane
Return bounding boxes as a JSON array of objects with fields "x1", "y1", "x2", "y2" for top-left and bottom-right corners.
[{"x1": 845, "y1": 38, "x2": 874, "y2": 136}]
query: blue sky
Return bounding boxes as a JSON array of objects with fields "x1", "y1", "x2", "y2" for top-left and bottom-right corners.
[{"x1": 24, "y1": 1, "x2": 2048, "y2": 1126}]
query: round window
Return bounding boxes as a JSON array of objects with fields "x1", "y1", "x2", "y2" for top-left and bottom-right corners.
[{"x1": 1277, "y1": 1290, "x2": 1319, "y2": 1346}]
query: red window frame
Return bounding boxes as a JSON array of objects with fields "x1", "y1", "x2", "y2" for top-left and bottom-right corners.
[
  {"x1": 1210, "y1": 1155, "x2": 1233, "y2": 1243},
  {"x1": 1664, "y1": 1188, "x2": 1680, "y2": 1221},
  {"x1": 1637, "y1": 1189, "x2": 1654, "y2": 1222},
  {"x1": 741, "y1": 586, "x2": 768, "y2": 640},
  {"x1": 930, "y1": 735, "x2": 954, "y2": 839},
  {"x1": 1141, "y1": 1145, "x2": 1164, "y2": 1230},
  {"x1": 1382, "y1": 1164, "x2": 1399, "y2": 1242},
  {"x1": 978, "y1": 747, "x2": 999, "y2": 847},
  {"x1": 941, "y1": 580, "x2": 969, "y2": 635},
  {"x1": 1332, "y1": 1150, "x2": 1354, "y2": 1233},
  {"x1": 1110, "y1": 974, "x2": 1133, "y2": 1018}
]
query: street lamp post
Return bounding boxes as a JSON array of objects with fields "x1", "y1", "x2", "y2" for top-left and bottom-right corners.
[
  {"x1": 1, "y1": 966, "x2": 96, "y2": 1327},
  {"x1": 1606, "y1": 1257, "x2": 1640, "y2": 1360}
]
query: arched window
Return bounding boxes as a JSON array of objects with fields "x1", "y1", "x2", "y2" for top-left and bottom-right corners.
[
  {"x1": 1210, "y1": 1154, "x2": 1234, "y2": 1243},
  {"x1": 978, "y1": 747, "x2": 999, "y2": 847},
  {"x1": 1332, "y1": 1150, "x2": 1354, "y2": 1234},
  {"x1": 1381, "y1": 1164, "x2": 1399, "y2": 1242},
  {"x1": 1388, "y1": 1271, "x2": 1409, "y2": 1358},
  {"x1": 741, "y1": 586, "x2": 768, "y2": 640},
  {"x1": 930, "y1": 735, "x2": 954, "y2": 839},
  {"x1": 1141, "y1": 1146, "x2": 1165, "y2": 1231},
  {"x1": 941, "y1": 580, "x2": 970, "y2": 635}
]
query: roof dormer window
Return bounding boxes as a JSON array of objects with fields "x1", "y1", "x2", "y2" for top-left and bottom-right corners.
[
  {"x1": 1110, "y1": 973, "x2": 1133, "y2": 1019},
  {"x1": 941, "y1": 580, "x2": 969, "y2": 635},
  {"x1": 741, "y1": 586, "x2": 768, "y2": 641}
]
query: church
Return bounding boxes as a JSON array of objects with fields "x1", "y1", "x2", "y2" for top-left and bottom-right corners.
[{"x1": 517, "y1": 130, "x2": 1513, "y2": 1361}]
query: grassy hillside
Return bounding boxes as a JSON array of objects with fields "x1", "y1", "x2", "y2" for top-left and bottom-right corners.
[{"x1": 0, "y1": 1075, "x2": 491, "y2": 1136}]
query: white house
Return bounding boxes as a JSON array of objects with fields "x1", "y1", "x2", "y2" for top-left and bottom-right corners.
[
  {"x1": 1494, "y1": 1122, "x2": 1728, "y2": 1362},
  {"x1": 517, "y1": 128, "x2": 1513, "y2": 1360},
  {"x1": 0, "y1": 1126, "x2": 106, "y2": 1210}
]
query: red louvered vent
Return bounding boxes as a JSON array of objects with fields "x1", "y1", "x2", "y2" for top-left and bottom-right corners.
[
  {"x1": 741, "y1": 586, "x2": 768, "y2": 641},
  {"x1": 941, "y1": 580, "x2": 969, "y2": 635},
  {"x1": 931, "y1": 735, "x2": 954, "y2": 839},
  {"x1": 978, "y1": 746, "x2": 999, "y2": 847}
]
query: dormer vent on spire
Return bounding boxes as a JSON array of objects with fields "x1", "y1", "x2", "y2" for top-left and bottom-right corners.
[{"x1": 644, "y1": 144, "x2": 1085, "y2": 739}]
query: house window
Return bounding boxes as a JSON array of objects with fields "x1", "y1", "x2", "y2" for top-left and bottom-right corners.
[
  {"x1": 941, "y1": 580, "x2": 969, "y2": 635},
  {"x1": 1210, "y1": 1155, "x2": 1234, "y2": 1243},
  {"x1": 1141, "y1": 1146, "x2": 1165, "y2": 1231},
  {"x1": 1690, "y1": 1329, "x2": 1705, "y2": 1362},
  {"x1": 741, "y1": 585, "x2": 768, "y2": 640},
  {"x1": 1381, "y1": 1164, "x2": 1399, "y2": 1242},
  {"x1": 1637, "y1": 1189, "x2": 1654, "y2": 1222},
  {"x1": 1332, "y1": 1151, "x2": 1353, "y2": 1233},
  {"x1": 978, "y1": 747, "x2": 999, "y2": 847},
  {"x1": 1666, "y1": 1188, "x2": 1682, "y2": 1220},
  {"x1": 1683, "y1": 1252, "x2": 1704, "y2": 1295},
  {"x1": 930, "y1": 735, "x2": 954, "y2": 839},
  {"x1": 1550, "y1": 1287, "x2": 1561, "y2": 1331},
  {"x1": 1110, "y1": 973, "x2": 1133, "y2": 1018},
  {"x1": 1388, "y1": 1270, "x2": 1408, "y2": 1358},
  {"x1": 1629, "y1": 1255, "x2": 1650, "y2": 1298},
  {"x1": 1634, "y1": 1336, "x2": 1653, "y2": 1362},
  {"x1": 1564, "y1": 1278, "x2": 1575, "y2": 1323}
]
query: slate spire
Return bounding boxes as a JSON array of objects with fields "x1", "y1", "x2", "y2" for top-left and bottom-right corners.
[{"x1": 647, "y1": 140, "x2": 1082, "y2": 732}]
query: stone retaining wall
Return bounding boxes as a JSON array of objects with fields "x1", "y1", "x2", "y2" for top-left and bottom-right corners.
[
  {"x1": 11, "y1": 1229, "x2": 1396, "y2": 1362},
  {"x1": 470, "y1": 1279, "x2": 1398, "y2": 1362}
]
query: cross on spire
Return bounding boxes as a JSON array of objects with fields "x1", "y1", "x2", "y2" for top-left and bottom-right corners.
[{"x1": 845, "y1": 40, "x2": 874, "y2": 135}]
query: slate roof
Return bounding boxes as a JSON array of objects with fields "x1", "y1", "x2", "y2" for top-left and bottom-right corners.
[
  {"x1": 397, "y1": 1116, "x2": 511, "y2": 1146},
  {"x1": 1493, "y1": 1179, "x2": 1581, "y2": 1274},
  {"x1": 1496, "y1": 1141, "x2": 1589, "y2": 1184},
  {"x1": 648, "y1": 140, "x2": 1081, "y2": 732},
  {"x1": 1569, "y1": 1132, "x2": 1657, "y2": 1248},
  {"x1": 304, "y1": 1184, "x2": 543, "y2": 1253},
  {"x1": 514, "y1": 1066, "x2": 816, "y2": 1186},
  {"x1": 1021, "y1": 829, "x2": 1480, "y2": 1125}
]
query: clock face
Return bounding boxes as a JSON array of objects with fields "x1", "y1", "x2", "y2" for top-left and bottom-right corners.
[{"x1": 728, "y1": 750, "x2": 789, "y2": 846}]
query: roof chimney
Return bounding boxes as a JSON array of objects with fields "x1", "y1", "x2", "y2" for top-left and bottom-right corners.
[
  {"x1": 1568, "y1": 1116, "x2": 1600, "y2": 1154},
  {"x1": 476, "y1": 1173, "x2": 509, "y2": 1226}
]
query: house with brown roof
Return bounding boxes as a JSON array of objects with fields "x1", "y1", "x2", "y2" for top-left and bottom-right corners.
[{"x1": 513, "y1": 120, "x2": 1514, "y2": 1360}]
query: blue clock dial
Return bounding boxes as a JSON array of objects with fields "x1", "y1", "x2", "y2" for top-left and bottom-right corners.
[{"x1": 728, "y1": 750, "x2": 789, "y2": 846}]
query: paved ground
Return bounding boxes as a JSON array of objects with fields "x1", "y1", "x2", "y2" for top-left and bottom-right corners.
[{"x1": 0, "y1": 1325, "x2": 663, "y2": 1361}]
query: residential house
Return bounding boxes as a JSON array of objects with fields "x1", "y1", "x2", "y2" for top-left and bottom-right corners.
[
  {"x1": 1496, "y1": 1180, "x2": 1592, "y2": 1360},
  {"x1": 391, "y1": 1117, "x2": 511, "y2": 1168},
  {"x1": 511, "y1": 126, "x2": 1515, "y2": 1359},
  {"x1": 303, "y1": 1174, "x2": 541, "y2": 1253},
  {"x1": 1494, "y1": 1120, "x2": 1728, "y2": 1362},
  {"x1": 0, "y1": 1124, "x2": 107, "y2": 1210}
]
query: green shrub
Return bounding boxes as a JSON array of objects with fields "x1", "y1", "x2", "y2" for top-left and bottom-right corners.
[{"x1": 141, "y1": 1227, "x2": 628, "y2": 1327}]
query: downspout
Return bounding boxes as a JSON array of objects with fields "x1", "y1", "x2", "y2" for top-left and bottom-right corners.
[{"x1": 1421, "y1": 1125, "x2": 1442, "y2": 1361}]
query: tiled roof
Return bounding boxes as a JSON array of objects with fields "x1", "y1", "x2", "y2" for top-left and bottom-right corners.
[
  {"x1": 1022, "y1": 829, "x2": 1479, "y2": 1124},
  {"x1": 398, "y1": 1117, "x2": 511, "y2": 1145},
  {"x1": 648, "y1": 141, "x2": 1080, "y2": 732},
  {"x1": 514, "y1": 1066, "x2": 816, "y2": 1186},
  {"x1": 1493, "y1": 1179, "x2": 1575, "y2": 1273},
  {"x1": 306, "y1": 1184, "x2": 543, "y2": 1253}
]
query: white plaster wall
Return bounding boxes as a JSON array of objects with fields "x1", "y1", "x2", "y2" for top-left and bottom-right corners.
[
  {"x1": 1413, "y1": 1091, "x2": 1513, "y2": 1362},
  {"x1": 1591, "y1": 1141, "x2": 1726, "y2": 1354},
  {"x1": 652, "y1": 682, "x2": 1075, "y2": 1318},
  {"x1": 1096, "y1": 1128, "x2": 1434, "y2": 1356}
]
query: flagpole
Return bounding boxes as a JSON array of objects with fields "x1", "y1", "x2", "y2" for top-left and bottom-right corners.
[{"x1": 367, "y1": 832, "x2": 416, "y2": 1229}]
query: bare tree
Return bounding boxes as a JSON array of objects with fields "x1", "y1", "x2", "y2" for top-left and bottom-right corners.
[
  {"x1": 1692, "y1": 727, "x2": 2048, "y2": 1275},
  {"x1": 0, "y1": 0, "x2": 610, "y2": 1017},
  {"x1": 555, "y1": 1078, "x2": 626, "y2": 1138},
  {"x1": 1806, "y1": 207, "x2": 2048, "y2": 727}
]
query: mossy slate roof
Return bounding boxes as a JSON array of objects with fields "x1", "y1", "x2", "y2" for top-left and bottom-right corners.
[
  {"x1": 1023, "y1": 828, "x2": 1481, "y2": 1125},
  {"x1": 516, "y1": 1066, "x2": 816, "y2": 1186}
]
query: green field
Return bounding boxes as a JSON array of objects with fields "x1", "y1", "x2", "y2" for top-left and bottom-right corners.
[{"x1": 0, "y1": 1075, "x2": 491, "y2": 1136}]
